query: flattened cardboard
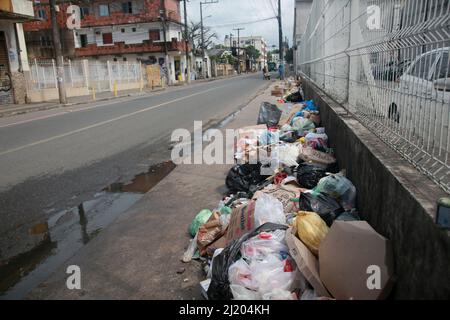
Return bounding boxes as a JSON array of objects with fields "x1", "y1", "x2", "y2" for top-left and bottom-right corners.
[
  {"x1": 319, "y1": 221, "x2": 395, "y2": 300},
  {"x1": 285, "y1": 227, "x2": 331, "y2": 298},
  {"x1": 226, "y1": 201, "x2": 256, "y2": 244}
]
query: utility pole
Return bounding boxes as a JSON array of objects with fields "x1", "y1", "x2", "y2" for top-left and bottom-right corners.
[
  {"x1": 200, "y1": 0, "x2": 218, "y2": 79},
  {"x1": 49, "y1": 0, "x2": 67, "y2": 104},
  {"x1": 183, "y1": 0, "x2": 190, "y2": 84},
  {"x1": 233, "y1": 27, "x2": 244, "y2": 74},
  {"x1": 278, "y1": 0, "x2": 284, "y2": 79},
  {"x1": 160, "y1": 0, "x2": 170, "y2": 85}
]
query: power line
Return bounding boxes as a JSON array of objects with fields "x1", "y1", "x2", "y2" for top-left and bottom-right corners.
[{"x1": 207, "y1": 16, "x2": 277, "y2": 28}]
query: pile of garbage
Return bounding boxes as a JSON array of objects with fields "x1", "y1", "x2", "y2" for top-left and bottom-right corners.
[{"x1": 184, "y1": 81, "x2": 395, "y2": 300}]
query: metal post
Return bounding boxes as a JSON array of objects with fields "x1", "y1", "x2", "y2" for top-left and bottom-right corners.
[
  {"x1": 160, "y1": 0, "x2": 171, "y2": 85},
  {"x1": 50, "y1": 0, "x2": 67, "y2": 103},
  {"x1": 200, "y1": 2, "x2": 205, "y2": 78},
  {"x1": 233, "y1": 28, "x2": 244, "y2": 74},
  {"x1": 183, "y1": 0, "x2": 190, "y2": 84}
]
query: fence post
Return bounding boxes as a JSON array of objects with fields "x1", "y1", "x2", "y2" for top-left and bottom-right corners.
[
  {"x1": 68, "y1": 59, "x2": 74, "y2": 88},
  {"x1": 82, "y1": 59, "x2": 89, "y2": 91},
  {"x1": 52, "y1": 59, "x2": 58, "y2": 89},
  {"x1": 107, "y1": 60, "x2": 113, "y2": 92}
]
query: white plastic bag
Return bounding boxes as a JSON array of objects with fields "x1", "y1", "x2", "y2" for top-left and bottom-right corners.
[
  {"x1": 250, "y1": 253, "x2": 297, "y2": 295},
  {"x1": 254, "y1": 193, "x2": 286, "y2": 227},
  {"x1": 275, "y1": 144, "x2": 300, "y2": 167},
  {"x1": 230, "y1": 285, "x2": 261, "y2": 300},
  {"x1": 240, "y1": 230, "x2": 288, "y2": 261},
  {"x1": 228, "y1": 259, "x2": 258, "y2": 290},
  {"x1": 262, "y1": 289, "x2": 296, "y2": 300}
]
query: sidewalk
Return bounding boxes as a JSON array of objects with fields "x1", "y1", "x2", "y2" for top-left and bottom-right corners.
[
  {"x1": 27, "y1": 81, "x2": 278, "y2": 300},
  {"x1": 0, "y1": 73, "x2": 245, "y2": 118}
]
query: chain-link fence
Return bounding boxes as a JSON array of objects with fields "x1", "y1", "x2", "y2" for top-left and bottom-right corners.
[
  {"x1": 298, "y1": 0, "x2": 450, "y2": 193},
  {"x1": 28, "y1": 59, "x2": 144, "y2": 93}
]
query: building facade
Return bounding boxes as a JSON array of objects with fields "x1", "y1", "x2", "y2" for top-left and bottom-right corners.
[
  {"x1": 0, "y1": 0, "x2": 35, "y2": 104},
  {"x1": 224, "y1": 35, "x2": 268, "y2": 71},
  {"x1": 23, "y1": 0, "x2": 188, "y2": 84},
  {"x1": 293, "y1": 0, "x2": 313, "y2": 75}
]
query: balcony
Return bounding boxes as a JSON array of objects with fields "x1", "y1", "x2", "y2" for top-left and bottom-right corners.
[{"x1": 74, "y1": 39, "x2": 188, "y2": 57}]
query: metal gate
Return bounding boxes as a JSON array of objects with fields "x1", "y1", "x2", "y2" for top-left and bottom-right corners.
[{"x1": 0, "y1": 31, "x2": 13, "y2": 105}]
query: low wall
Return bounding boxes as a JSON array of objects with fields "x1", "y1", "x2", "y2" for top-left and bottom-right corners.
[
  {"x1": 302, "y1": 78, "x2": 450, "y2": 299},
  {"x1": 27, "y1": 87, "x2": 90, "y2": 103}
]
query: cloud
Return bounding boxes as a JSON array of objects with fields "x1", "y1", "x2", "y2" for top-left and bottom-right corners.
[{"x1": 185, "y1": 0, "x2": 294, "y2": 48}]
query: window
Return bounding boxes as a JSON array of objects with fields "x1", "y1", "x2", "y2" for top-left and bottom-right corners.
[
  {"x1": 132, "y1": 27, "x2": 136, "y2": 32},
  {"x1": 113, "y1": 57, "x2": 118, "y2": 62},
  {"x1": 102, "y1": 32, "x2": 113, "y2": 45},
  {"x1": 409, "y1": 53, "x2": 439, "y2": 80},
  {"x1": 37, "y1": 8, "x2": 46, "y2": 19},
  {"x1": 123, "y1": 57, "x2": 127, "y2": 61},
  {"x1": 121, "y1": 28, "x2": 125, "y2": 33},
  {"x1": 99, "y1": 4, "x2": 109, "y2": 16},
  {"x1": 436, "y1": 52, "x2": 449, "y2": 79},
  {"x1": 40, "y1": 35, "x2": 51, "y2": 47},
  {"x1": 80, "y1": 34, "x2": 88, "y2": 47},
  {"x1": 80, "y1": 7, "x2": 89, "y2": 19},
  {"x1": 149, "y1": 29, "x2": 160, "y2": 41},
  {"x1": 122, "y1": 2, "x2": 133, "y2": 14}
]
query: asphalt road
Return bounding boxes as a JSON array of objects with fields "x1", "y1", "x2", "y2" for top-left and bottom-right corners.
[{"x1": 0, "y1": 73, "x2": 270, "y2": 263}]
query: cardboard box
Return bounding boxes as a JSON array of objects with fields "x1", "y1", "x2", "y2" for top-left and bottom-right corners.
[
  {"x1": 319, "y1": 221, "x2": 395, "y2": 300},
  {"x1": 226, "y1": 201, "x2": 256, "y2": 244},
  {"x1": 285, "y1": 227, "x2": 331, "y2": 298}
]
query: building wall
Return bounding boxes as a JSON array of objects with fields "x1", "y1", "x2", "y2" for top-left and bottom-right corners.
[{"x1": 293, "y1": 0, "x2": 313, "y2": 73}]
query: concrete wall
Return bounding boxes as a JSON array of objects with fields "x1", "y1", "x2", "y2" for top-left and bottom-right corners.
[{"x1": 302, "y1": 77, "x2": 450, "y2": 299}]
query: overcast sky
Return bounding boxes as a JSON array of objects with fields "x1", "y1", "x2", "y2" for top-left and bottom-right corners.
[{"x1": 185, "y1": 0, "x2": 295, "y2": 48}]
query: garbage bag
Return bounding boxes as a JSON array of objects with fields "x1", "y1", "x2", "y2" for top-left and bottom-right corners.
[
  {"x1": 225, "y1": 163, "x2": 267, "y2": 193},
  {"x1": 228, "y1": 259, "x2": 258, "y2": 290},
  {"x1": 305, "y1": 132, "x2": 329, "y2": 152},
  {"x1": 254, "y1": 193, "x2": 286, "y2": 227},
  {"x1": 257, "y1": 102, "x2": 282, "y2": 127},
  {"x1": 230, "y1": 285, "x2": 262, "y2": 300},
  {"x1": 207, "y1": 223, "x2": 288, "y2": 300},
  {"x1": 276, "y1": 144, "x2": 300, "y2": 167},
  {"x1": 295, "y1": 211, "x2": 329, "y2": 256},
  {"x1": 240, "y1": 230, "x2": 288, "y2": 261},
  {"x1": 296, "y1": 163, "x2": 327, "y2": 189},
  {"x1": 285, "y1": 90, "x2": 303, "y2": 103},
  {"x1": 313, "y1": 172, "x2": 357, "y2": 210},
  {"x1": 189, "y1": 209, "x2": 213, "y2": 237},
  {"x1": 292, "y1": 117, "x2": 315, "y2": 132},
  {"x1": 303, "y1": 100, "x2": 318, "y2": 112},
  {"x1": 298, "y1": 192, "x2": 343, "y2": 226}
]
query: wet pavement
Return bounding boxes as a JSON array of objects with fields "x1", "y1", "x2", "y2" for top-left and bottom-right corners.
[{"x1": 0, "y1": 161, "x2": 175, "y2": 299}]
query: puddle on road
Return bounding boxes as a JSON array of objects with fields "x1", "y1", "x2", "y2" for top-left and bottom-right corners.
[{"x1": 0, "y1": 161, "x2": 176, "y2": 299}]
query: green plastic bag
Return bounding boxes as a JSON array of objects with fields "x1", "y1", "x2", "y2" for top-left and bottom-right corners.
[{"x1": 189, "y1": 209, "x2": 213, "y2": 237}]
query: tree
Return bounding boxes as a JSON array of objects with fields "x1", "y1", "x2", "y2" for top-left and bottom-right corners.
[
  {"x1": 245, "y1": 45, "x2": 261, "y2": 61},
  {"x1": 188, "y1": 21, "x2": 218, "y2": 55}
]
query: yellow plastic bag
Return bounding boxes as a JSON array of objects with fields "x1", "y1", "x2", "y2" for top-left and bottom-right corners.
[{"x1": 296, "y1": 211, "x2": 329, "y2": 256}]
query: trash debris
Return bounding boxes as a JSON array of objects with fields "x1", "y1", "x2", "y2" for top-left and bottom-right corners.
[
  {"x1": 254, "y1": 193, "x2": 286, "y2": 227},
  {"x1": 225, "y1": 164, "x2": 268, "y2": 194},
  {"x1": 189, "y1": 209, "x2": 213, "y2": 237},
  {"x1": 319, "y1": 221, "x2": 395, "y2": 300},
  {"x1": 177, "y1": 268, "x2": 186, "y2": 274},
  {"x1": 295, "y1": 211, "x2": 329, "y2": 256},
  {"x1": 207, "y1": 223, "x2": 288, "y2": 300},
  {"x1": 296, "y1": 163, "x2": 327, "y2": 189},
  {"x1": 187, "y1": 81, "x2": 394, "y2": 300},
  {"x1": 257, "y1": 102, "x2": 283, "y2": 127},
  {"x1": 313, "y1": 172, "x2": 357, "y2": 210}
]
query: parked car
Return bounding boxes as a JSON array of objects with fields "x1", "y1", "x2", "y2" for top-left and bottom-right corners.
[
  {"x1": 388, "y1": 47, "x2": 449, "y2": 147},
  {"x1": 372, "y1": 59, "x2": 411, "y2": 81}
]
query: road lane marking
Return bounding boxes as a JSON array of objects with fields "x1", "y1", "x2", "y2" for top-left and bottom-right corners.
[
  {"x1": 0, "y1": 75, "x2": 255, "y2": 129},
  {"x1": 0, "y1": 82, "x2": 235, "y2": 157}
]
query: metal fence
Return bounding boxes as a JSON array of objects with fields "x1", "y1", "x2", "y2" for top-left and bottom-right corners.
[
  {"x1": 28, "y1": 59, "x2": 144, "y2": 93},
  {"x1": 297, "y1": 0, "x2": 450, "y2": 193}
]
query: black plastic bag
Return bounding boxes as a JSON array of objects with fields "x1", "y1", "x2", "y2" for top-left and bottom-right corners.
[
  {"x1": 257, "y1": 102, "x2": 282, "y2": 127},
  {"x1": 225, "y1": 163, "x2": 268, "y2": 194},
  {"x1": 296, "y1": 163, "x2": 327, "y2": 189},
  {"x1": 207, "y1": 223, "x2": 288, "y2": 300},
  {"x1": 285, "y1": 90, "x2": 303, "y2": 103},
  {"x1": 298, "y1": 192, "x2": 343, "y2": 227}
]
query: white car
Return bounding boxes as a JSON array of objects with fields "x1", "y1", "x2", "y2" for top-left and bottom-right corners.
[{"x1": 388, "y1": 47, "x2": 449, "y2": 149}]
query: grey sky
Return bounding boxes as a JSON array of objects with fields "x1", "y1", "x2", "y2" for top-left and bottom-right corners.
[{"x1": 185, "y1": 0, "x2": 295, "y2": 49}]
